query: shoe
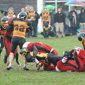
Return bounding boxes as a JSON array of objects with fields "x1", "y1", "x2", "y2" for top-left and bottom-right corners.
[
  {"x1": 7, "y1": 64, "x2": 14, "y2": 70},
  {"x1": 55, "y1": 66, "x2": 61, "y2": 72},
  {"x1": 23, "y1": 66, "x2": 30, "y2": 71},
  {"x1": 61, "y1": 35, "x2": 64, "y2": 38},
  {"x1": 56, "y1": 35, "x2": 59, "y2": 38},
  {"x1": 3, "y1": 56, "x2": 7, "y2": 64},
  {"x1": 16, "y1": 60, "x2": 21, "y2": 66}
]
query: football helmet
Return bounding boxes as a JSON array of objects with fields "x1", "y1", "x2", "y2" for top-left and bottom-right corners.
[
  {"x1": 20, "y1": 48, "x2": 30, "y2": 57},
  {"x1": 19, "y1": 12, "x2": 27, "y2": 20},
  {"x1": 22, "y1": 42, "x2": 31, "y2": 48},
  {"x1": 78, "y1": 32, "x2": 85, "y2": 41},
  {"x1": 1, "y1": 16, "x2": 9, "y2": 28}
]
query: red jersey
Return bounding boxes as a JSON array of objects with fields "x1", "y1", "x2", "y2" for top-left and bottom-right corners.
[
  {"x1": 73, "y1": 49, "x2": 85, "y2": 59},
  {"x1": 25, "y1": 42, "x2": 58, "y2": 55},
  {"x1": 73, "y1": 49, "x2": 85, "y2": 72},
  {"x1": 27, "y1": 42, "x2": 53, "y2": 53}
]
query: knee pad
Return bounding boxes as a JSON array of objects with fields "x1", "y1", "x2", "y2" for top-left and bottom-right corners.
[{"x1": 9, "y1": 53, "x2": 14, "y2": 56}]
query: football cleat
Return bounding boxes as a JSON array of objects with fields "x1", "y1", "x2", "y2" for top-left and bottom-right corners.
[
  {"x1": 55, "y1": 66, "x2": 61, "y2": 72},
  {"x1": 7, "y1": 64, "x2": 14, "y2": 70},
  {"x1": 23, "y1": 66, "x2": 30, "y2": 71}
]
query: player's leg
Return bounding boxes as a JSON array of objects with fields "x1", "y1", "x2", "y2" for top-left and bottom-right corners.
[
  {"x1": 56, "y1": 57, "x2": 78, "y2": 72},
  {"x1": 19, "y1": 37, "x2": 29, "y2": 71},
  {"x1": 57, "y1": 52, "x2": 84, "y2": 72},
  {"x1": 7, "y1": 37, "x2": 18, "y2": 70},
  {"x1": 0, "y1": 39, "x2": 4, "y2": 54},
  {"x1": 15, "y1": 52, "x2": 21, "y2": 66},
  {"x1": 0, "y1": 40, "x2": 2, "y2": 54},
  {"x1": 73, "y1": 52, "x2": 84, "y2": 72},
  {"x1": 56, "y1": 60, "x2": 78, "y2": 72},
  {"x1": 3, "y1": 37, "x2": 11, "y2": 63}
]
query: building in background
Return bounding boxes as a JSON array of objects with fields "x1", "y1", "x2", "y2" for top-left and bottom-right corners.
[
  {"x1": 0, "y1": 0, "x2": 37, "y2": 14},
  {"x1": 0, "y1": 0, "x2": 85, "y2": 32},
  {"x1": 37, "y1": 0, "x2": 85, "y2": 32}
]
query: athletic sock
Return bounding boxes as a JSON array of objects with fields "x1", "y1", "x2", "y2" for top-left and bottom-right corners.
[{"x1": 61, "y1": 57, "x2": 68, "y2": 63}]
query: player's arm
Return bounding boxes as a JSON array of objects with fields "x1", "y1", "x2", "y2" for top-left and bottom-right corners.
[
  {"x1": 36, "y1": 12, "x2": 40, "y2": 19},
  {"x1": 32, "y1": 46, "x2": 38, "y2": 58},
  {"x1": 27, "y1": 21, "x2": 33, "y2": 31},
  {"x1": 6, "y1": 19, "x2": 14, "y2": 32}
]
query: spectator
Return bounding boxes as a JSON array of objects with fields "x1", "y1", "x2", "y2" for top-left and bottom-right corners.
[
  {"x1": 68, "y1": 10, "x2": 79, "y2": 35},
  {"x1": 7, "y1": 7, "x2": 16, "y2": 18},
  {"x1": 40, "y1": 8, "x2": 51, "y2": 35},
  {"x1": 27, "y1": 6, "x2": 38, "y2": 37},
  {"x1": 60, "y1": 6, "x2": 66, "y2": 25},
  {"x1": 54, "y1": 8, "x2": 65, "y2": 38},
  {"x1": 17, "y1": 8, "x2": 27, "y2": 18},
  {"x1": 68, "y1": 6, "x2": 77, "y2": 26},
  {"x1": 41, "y1": 22, "x2": 54, "y2": 38},
  {"x1": 49, "y1": 9, "x2": 55, "y2": 35},
  {"x1": 21, "y1": 8, "x2": 25, "y2": 12},
  {"x1": 35, "y1": 12, "x2": 40, "y2": 37},
  {"x1": 79, "y1": 8, "x2": 85, "y2": 31}
]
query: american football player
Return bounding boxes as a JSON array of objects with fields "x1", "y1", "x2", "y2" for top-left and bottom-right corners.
[{"x1": 6, "y1": 12, "x2": 33, "y2": 70}]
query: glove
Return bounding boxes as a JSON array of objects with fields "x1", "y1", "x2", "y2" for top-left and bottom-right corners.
[{"x1": 63, "y1": 51, "x2": 69, "y2": 57}]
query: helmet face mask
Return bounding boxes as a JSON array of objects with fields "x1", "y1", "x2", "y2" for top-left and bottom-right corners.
[{"x1": 20, "y1": 48, "x2": 30, "y2": 57}]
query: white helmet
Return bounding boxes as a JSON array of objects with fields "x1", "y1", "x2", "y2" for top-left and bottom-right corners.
[{"x1": 22, "y1": 42, "x2": 31, "y2": 48}]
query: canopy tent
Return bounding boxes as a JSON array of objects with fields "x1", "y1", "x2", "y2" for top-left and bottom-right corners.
[{"x1": 65, "y1": 0, "x2": 85, "y2": 6}]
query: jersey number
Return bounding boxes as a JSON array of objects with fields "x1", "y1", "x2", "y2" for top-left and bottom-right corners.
[{"x1": 14, "y1": 24, "x2": 24, "y2": 32}]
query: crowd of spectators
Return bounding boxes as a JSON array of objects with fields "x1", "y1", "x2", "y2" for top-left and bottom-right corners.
[{"x1": 1, "y1": 6, "x2": 85, "y2": 38}]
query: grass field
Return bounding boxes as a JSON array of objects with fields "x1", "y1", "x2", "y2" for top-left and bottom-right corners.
[{"x1": 0, "y1": 36, "x2": 85, "y2": 85}]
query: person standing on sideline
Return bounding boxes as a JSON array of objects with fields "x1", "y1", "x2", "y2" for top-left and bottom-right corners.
[
  {"x1": 79, "y1": 8, "x2": 85, "y2": 31},
  {"x1": 54, "y1": 8, "x2": 65, "y2": 38},
  {"x1": 68, "y1": 10, "x2": 79, "y2": 35},
  {"x1": 49, "y1": 9, "x2": 55, "y2": 35},
  {"x1": 40, "y1": 8, "x2": 51, "y2": 34},
  {"x1": 27, "y1": 6, "x2": 37, "y2": 37}
]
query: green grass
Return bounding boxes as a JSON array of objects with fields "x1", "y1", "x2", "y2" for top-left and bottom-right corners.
[{"x1": 0, "y1": 36, "x2": 85, "y2": 85}]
